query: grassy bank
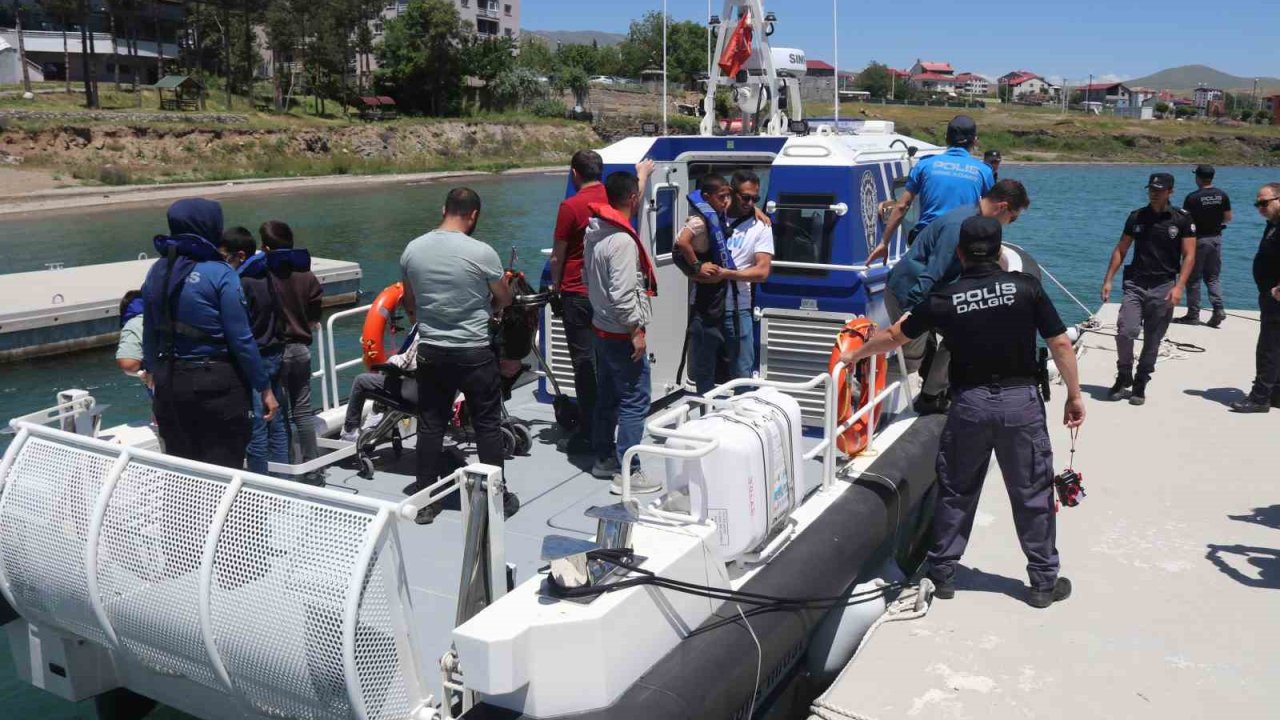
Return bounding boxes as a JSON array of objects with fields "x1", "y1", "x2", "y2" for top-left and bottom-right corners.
[{"x1": 826, "y1": 102, "x2": 1280, "y2": 165}]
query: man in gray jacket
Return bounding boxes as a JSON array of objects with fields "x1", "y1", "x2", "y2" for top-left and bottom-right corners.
[{"x1": 584, "y1": 164, "x2": 661, "y2": 494}]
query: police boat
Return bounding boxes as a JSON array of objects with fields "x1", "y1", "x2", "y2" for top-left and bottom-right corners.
[{"x1": 0, "y1": 2, "x2": 990, "y2": 718}]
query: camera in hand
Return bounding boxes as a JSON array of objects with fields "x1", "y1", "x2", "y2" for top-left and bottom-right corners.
[{"x1": 1054, "y1": 468, "x2": 1086, "y2": 508}]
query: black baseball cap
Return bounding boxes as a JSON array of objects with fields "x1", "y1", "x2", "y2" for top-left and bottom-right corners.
[
  {"x1": 1194, "y1": 164, "x2": 1215, "y2": 178},
  {"x1": 984, "y1": 149, "x2": 1002, "y2": 162},
  {"x1": 946, "y1": 115, "x2": 978, "y2": 146},
  {"x1": 958, "y1": 216, "x2": 1003, "y2": 260},
  {"x1": 1147, "y1": 172, "x2": 1175, "y2": 191}
]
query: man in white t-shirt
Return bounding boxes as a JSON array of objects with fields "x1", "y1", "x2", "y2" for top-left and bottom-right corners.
[{"x1": 686, "y1": 170, "x2": 775, "y2": 393}]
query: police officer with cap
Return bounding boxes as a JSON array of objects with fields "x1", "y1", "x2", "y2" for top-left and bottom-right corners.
[
  {"x1": 1174, "y1": 164, "x2": 1232, "y2": 327},
  {"x1": 142, "y1": 198, "x2": 279, "y2": 468},
  {"x1": 842, "y1": 216, "x2": 1085, "y2": 608},
  {"x1": 983, "y1": 149, "x2": 1002, "y2": 182},
  {"x1": 868, "y1": 114, "x2": 995, "y2": 264},
  {"x1": 1101, "y1": 172, "x2": 1196, "y2": 406}
]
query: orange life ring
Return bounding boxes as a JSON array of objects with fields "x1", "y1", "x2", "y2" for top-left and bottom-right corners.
[
  {"x1": 828, "y1": 317, "x2": 888, "y2": 457},
  {"x1": 361, "y1": 282, "x2": 405, "y2": 368}
]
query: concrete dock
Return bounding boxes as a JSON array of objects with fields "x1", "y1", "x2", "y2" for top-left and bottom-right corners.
[
  {"x1": 0, "y1": 257, "x2": 361, "y2": 362},
  {"x1": 809, "y1": 303, "x2": 1278, "y2": 720}
]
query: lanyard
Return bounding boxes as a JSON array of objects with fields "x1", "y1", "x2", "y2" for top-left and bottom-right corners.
[{"x1": 1066, "y1": 427, "x2": 1079, "y2": 471}]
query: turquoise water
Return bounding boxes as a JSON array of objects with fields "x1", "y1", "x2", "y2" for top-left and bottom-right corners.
[{"x1": 0, "y1": 163, "x2": 1276, "y2": 717}]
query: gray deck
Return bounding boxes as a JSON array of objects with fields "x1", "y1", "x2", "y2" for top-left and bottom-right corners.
[
  {"x1": 317, "y1": 384, "x2": 834, "y2": 681},
  {"x1": 812, "y1": 303, "x2": 1279, "y2": 720}
]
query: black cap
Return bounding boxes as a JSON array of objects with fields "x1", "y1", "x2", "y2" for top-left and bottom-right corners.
[
  {"x1": 983, "y1": 149, "x2": 1002, "y2": 162},
  {"x1": 958, "y1": 216, "x2": 1003, "y2": 260},
  {"x1": 1194, "y1": 164, "x2": 1215, "y2": 178},
  {"x1": 1147, "y1": 172, "x2": 1175, "y2": 191},
  {"x1": 946, "y1": 115, "x2": 978, "y2": 146}
]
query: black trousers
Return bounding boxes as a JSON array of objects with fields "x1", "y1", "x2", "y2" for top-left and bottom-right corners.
[
  {"x1": 560, "y1": 293, "x2": 597, "y2": 434},
  {"x1": 152, "y1": 359, "x2": 253, "y2": 469},
  {"x1": 416, "y1": 344, "x2": 505, "y2": 488},
  {"x1": 1250, "y1": 293, "x2": 1280, "y2": 403}
]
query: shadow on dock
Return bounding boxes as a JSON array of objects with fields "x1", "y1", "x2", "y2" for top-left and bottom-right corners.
[
  {"x1": 1229, "y1": 505, "x2": 1280, "y2": 531},
  {"x1": 1205, "y1": 544, "x2": 1280, "y2": 590},
  {"x1": 1184, "y1": 386, "x2": 1248, "y2": 408},
  {"x1": 953, "y1": 565, "x2": 1027, "y2": 600}
]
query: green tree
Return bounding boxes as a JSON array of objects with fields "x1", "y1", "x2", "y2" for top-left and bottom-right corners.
[
  {"x1": 515, "y1": 36, "x2": 555, "y2": 74},
  {"x1": 556, "y1": 43, "x2": 602, "y2": 75},
  {"x1": 374, "y1": 0, "x2": 467, "y2": 116},
  {"x1": 45, "y1": 0, "x2": 79, "y2": 94},
  {"x1": 490, "y1": 66, "x2": 545, "y2": 111},
  {"x1": 555, "y1": 65, "x2": 590, "y2": 109},
  {"x1": 617, "y1": 11, "x2": 706, "y2": 85},
  {"x1": 856, "y1": 62, "x2": 893, "y2": 100}
]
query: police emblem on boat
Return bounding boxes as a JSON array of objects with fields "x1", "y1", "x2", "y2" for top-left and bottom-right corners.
[{"x1": 860, "y1": 171, "x2": 878, "y2": 254}]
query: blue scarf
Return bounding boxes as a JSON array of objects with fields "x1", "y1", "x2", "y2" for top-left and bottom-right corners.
[{"x1": 687, "y1": 191, "x2": 736, "y2": 271}]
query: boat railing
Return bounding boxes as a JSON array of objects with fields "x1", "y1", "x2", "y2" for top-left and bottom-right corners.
[
  {"x1": 618, "y1": 349, "x2": 908, "y2": 522},
  {"x1": 0, "y1": 420, "x2": 508, "y2": 720}
]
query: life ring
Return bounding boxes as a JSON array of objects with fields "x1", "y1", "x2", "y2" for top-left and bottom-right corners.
[
  {"x1": 828, "y1": 317, "x2": 888, "y2": 457},
  {"x1": 361, "y1": 282, "x2": 405, "y2": 368}
]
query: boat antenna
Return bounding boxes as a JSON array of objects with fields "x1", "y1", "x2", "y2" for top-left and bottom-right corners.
[
  {"x1": 833, "y1": 0, "x2": 839, "y2": 125},
  {"x1": 662, "y1": 0, "x2": 669, "y2": 135}
]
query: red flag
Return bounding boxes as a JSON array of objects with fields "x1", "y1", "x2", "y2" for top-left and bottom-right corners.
[{"x1": 718, "y1": 12, "x2": 753, "y2": 79}]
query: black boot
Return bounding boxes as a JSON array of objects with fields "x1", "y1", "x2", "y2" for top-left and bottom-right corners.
[
  {"x1": 1171, "y1": 313, "x2": 1201, "y2": 326},
  {"x1": 1129, "y1": 379, "x2": 1147, "y2": 406},
  {"x1": 914, "y1": 392, "x2": 950, "y2": 415},
  {"x1": 1108, "y1": 372, "x2": 1133, "y2": 401},
  {"x1": 1207, "y1": 310, "x2": 1227, "y2": 328},
  {"x1": 1230, "y1": 397, "x2": 1272, "y2": 413},
  {"x1": 1272, "y1": 391, "x2": 1280, "y2": 410},
  {"x1": 1027, "y1": 577, "x2": 1072, "y2": 608}
]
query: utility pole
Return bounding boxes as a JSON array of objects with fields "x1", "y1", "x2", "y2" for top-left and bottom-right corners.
[{"x1": 14, "y1": 0, "x2": 32, "y2": 94}]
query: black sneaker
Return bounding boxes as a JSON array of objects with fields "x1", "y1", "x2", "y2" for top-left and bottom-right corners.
[
  {"x1": 1129, "y1": 380, "x2": 1147, "y2": 406},
  {"x1": 1171, "y1": 313, "x2": 1201, "y2": 325},
  {"x1": 914, "y1": 392, "x2": 951, "y2": 416},
  {"x1": 1027, "y1": 577, "x2": 1072, "y2": 608},
  {"x1": 503, "y1": 490, "x2": 522, "y2": 519},
  {"x1": 1230, "y1": 398, "x2": 1272, "y2": 414},
  {"x1": 1107, "y1": 373, "x2": 1133, "y2": 401},
  {"x1": 929, "y1": 574, "x2": 956, "y2": 600},
  {"x1": 1207, "y1": 310, "x2": 1227, "y2": 329},
  {"x1": 414, "y1": 503, "x2": 440, "y2": 525}
]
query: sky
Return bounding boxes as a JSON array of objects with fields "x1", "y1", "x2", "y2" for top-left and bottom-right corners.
[{"x1": 523, "y1": 0, "x2": 1280, "y2": 83}]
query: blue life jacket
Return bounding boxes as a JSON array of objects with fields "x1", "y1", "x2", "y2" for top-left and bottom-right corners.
[
  {"x1": 120, "y1": 296, "x2": 145, "y2": 328},
  {"x1": 688, "y1": 192, "x2": 736, "y2": 272}
]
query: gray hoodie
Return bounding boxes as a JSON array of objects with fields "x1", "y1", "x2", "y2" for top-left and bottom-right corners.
[{"x1": 583, "y1": 217, "x2": 653, "y2": 335}]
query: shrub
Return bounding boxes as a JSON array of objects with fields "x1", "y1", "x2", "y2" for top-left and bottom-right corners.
[{"x1": 530, "y1": 98, "x2": 568, "y2": 118}]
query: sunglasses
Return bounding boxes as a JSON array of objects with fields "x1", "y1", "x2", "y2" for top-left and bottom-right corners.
[
  {"x1": 1256, "y1": 197, "x2": 1279, "y2": 208},
  {"x1": 737, "y1": 193, "x2": 760, "y2": 203}
]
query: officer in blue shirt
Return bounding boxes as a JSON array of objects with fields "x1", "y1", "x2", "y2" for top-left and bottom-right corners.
[
  {"x1": 142, "y1": 198, "x2": 279, "y2": 469},
  {"x1": 869, "y1": 115, "x2": 995, "y2": 265}
]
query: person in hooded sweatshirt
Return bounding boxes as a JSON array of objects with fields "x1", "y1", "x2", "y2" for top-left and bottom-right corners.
[
  {"x1": 142, "y1": 198, "x2": 279, "y2": 469},
  {"x1": 219, "y1": 226, "x2": 289, "y2": 476}
]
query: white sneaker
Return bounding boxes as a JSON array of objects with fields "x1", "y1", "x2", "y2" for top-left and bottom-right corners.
[
  {"x1": 340, "y1": 428, "x2": 360, "y2": 443},
  {"x1": 361, "y1": 411, "x2": 385, "y2": 430},
  {"x1": 610, "y1": 469, "x2": 662, "y2": 495}
]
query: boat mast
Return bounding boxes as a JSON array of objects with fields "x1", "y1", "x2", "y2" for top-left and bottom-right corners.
[{"x1": 699, "y1": 0, "x2": 784, "y2": 136}]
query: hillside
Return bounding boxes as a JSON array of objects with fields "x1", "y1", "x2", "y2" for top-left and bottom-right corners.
[
  {"x1": 523, "y1": 29, "x2": 626, "y2": 47},
  {"x1": 1124, "y1": 65, "x2": 1280, "y2": 94}
]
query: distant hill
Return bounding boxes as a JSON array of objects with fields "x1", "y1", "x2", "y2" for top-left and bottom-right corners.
[
  {"x1": 523, "y1": 30, "x2": 627, "y2": 48},
  {"x1": 1124, "y1": 65, "x2": 1280, "y2": 94}
]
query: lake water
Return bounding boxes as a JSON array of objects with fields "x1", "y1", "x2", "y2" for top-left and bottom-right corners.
[{"x1": 0, "y1": 163, "x2": 1276, "y2": 717}]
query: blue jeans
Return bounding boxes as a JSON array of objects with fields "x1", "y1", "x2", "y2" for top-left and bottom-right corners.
[
  {"x1": 247, "y1": 351, "x2": 289, "y2": 475},
  {"x1": 592, "y1": 335, "x2": 651, "y2": 470},
  {"x1": 689, "y1": 309, "x2": 755, "y2": 395}
]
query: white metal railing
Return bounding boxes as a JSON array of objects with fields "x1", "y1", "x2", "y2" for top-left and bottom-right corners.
[
  {"x1": 617, "y1": 350, "x2": 908, "y2": 521},
  {"x1": 0, "y1": 421, "x2": 507, "y2": 720},
  {"x1": 325, "y1": 304, "x2": 379, "y2": 411}
]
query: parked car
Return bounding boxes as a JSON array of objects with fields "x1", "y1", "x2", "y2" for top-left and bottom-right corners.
[{"x1": 589, "y1": 76, "x2": 616, "y2": 85}]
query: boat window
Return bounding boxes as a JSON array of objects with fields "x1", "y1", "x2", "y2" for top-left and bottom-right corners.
[
  {"x1": 687, "y1": 164, "x2": 771, "y2": 199},
  {"x1": 653, "y1": 185, "x2": 678, "y2": 257},
  {"x1": 772, "y1": 193, "x2": 838, "y2": 274}
]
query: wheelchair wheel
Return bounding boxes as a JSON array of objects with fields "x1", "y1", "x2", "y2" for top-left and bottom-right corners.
[
  {"x1": 500, "y1": 426, "x2": 517, "y2": 459},
  {"x1": 511, "y1": 423, "x2": 532, "y2": 456},
  {"x1": 358, "y1": 456, "x2": 376, "y2": 480}
]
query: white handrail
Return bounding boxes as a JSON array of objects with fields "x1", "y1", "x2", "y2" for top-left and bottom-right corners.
[
  {"x1": 325, "y1": 304, "x2": 377, "y2": 411},
  {"x1": 83, "y1": 452, "x2": 130, "y2": 652},
  {"x1": 770, "y1": 259, "x2": 875, "y2": 273},
  {"x1": 197, "y1": 475, "x2": 248, "y2": 706},
  {"x1": 314, "y1": 322, "x2": 330, "y2": 413},
  {"x1": 0, "y1": 426, "x2": 30, "y2": 614}
]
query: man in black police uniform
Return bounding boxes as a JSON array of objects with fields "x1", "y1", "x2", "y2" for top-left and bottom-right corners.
[
  {"x1": 1229, "y1": 182, "x2": 1280, "y2": 413},
  {"x1": 842, "y1": 216, "x2": 1086, "y2": 608},
  {"x1": 1100, "y1": 172, "x2": 1197, "y2": 406},
  {"x1": 983, "y1": 149, "x2": 1001, "y2": 182},
  {"x1": 1174, "y1": 165, "x2": 1233, "y2": 327}
]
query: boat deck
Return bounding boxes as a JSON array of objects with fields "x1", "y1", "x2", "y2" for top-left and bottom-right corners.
[{"x1": 811, "y1": 303, "x2": 1279, "y2": 720}]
